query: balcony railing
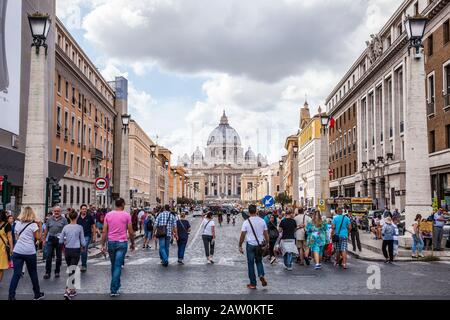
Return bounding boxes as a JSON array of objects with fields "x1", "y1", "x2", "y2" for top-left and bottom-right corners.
[
  {"x1": 91, "y1": 148, "x2": 103, "y2": 161},
  {"x1": 427, "y1": 101, "x2": 435, "y2": 116}
]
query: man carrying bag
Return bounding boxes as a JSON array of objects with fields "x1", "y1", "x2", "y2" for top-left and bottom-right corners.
[{"x1": 239, "y1": 205, "x2": 269, "y2": 290}]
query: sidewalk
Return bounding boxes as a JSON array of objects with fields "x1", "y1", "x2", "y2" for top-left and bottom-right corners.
[{"x1": 348, "y1": 232, "x2": 450, "y2": 262}]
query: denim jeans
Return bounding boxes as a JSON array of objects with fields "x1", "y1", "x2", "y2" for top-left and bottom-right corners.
[
  {"x1": 108, "y1": 241, "x2": 128, "y2": 294},
  {"x1": 177, "y1": 239, "x2": 188, "y2": 261},
  {"x1": 159, "y1": 237, "x2": 171, "y2": 265},
  {"x1": 412, "y1": 235, "x2": 424, "y2": 255},
  {"x1": 81, "y1": 236, "x2": 91, "y2": 267},
  {"x1": 45, "y1": 236, "x2": 63, "y2": 275},
  {"x1": 246, "y1": 243, "x2": 265, "y2": 286},
  {"x1": 9, "y1": 253, "x2": 41, "y2": 299},
  {"x1": 433, "y1": 227, "x2": 443, "y2": 250},
  {"x1": 283, "y1": 252, "x2": 294, "y2": 268}
]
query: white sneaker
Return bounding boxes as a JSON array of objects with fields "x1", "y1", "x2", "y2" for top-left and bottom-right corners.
[{"x1": 270, "y1": 257, "x2": 277, "y2": 264}]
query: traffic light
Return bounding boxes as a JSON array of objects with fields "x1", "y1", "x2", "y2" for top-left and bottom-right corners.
[
  {"x1": 1, "y1": 175, "x2": 11, "y2": 210},
  {"x1": 51, "y1": 183, "x2": 62, "y2": 206}
]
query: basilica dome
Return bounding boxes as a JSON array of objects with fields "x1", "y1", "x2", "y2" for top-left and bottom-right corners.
[{"x1": 207, "y1": 111, "x2": 242, "y2": 147}]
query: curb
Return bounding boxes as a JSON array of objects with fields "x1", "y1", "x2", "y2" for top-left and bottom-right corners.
[{"x1": 348, "y1": 250, "x2": 450, "y2": 263}]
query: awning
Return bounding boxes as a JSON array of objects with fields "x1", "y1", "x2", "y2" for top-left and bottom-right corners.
[{"x1": 0, "y1": 146, "x2": 69, "y2": 186}]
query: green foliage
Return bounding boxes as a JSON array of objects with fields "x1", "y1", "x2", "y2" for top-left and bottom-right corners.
[{"x1": 275, "y1": 192, "x2": 292, "y2": 206}]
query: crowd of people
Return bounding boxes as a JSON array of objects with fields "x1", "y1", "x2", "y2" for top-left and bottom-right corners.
[{"x1": 0, "y1": 201, "x2": 448, "y2": 298}]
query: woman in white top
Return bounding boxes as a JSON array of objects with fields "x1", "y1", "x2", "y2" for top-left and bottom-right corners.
[
  {"x1": 201, "y1": 212, "x2": 216, "y2": 264},
  {"x1": 8, "y1": 207, "x2": 45, "y2": 301}
]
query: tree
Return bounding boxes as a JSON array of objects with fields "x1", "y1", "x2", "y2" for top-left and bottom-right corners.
[{"x1": 275, "y1": 192, "x2": 292, "y2": 209}]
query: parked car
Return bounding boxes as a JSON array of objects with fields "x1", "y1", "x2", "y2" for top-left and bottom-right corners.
[{"x1": 192, "y1": 209, "x2": 203, "y2": 217}]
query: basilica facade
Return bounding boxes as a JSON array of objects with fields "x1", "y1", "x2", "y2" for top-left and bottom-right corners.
[{"x1": 177, "y1": 112, "x2": 268, "y2": 203}]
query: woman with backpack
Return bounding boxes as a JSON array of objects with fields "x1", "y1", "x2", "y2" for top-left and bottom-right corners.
[
  {"x1": 8, "y1": 207, "x2": 45, "y2": 301},
  {"x1": 201, "y1": 212, "x2": 215, "y2": 264},
  {"x1": 267, "y1": 214, "x2": 279, "y2": 265},
  {"x1": 0, "y1": 210, "x2": 14, "y2": 283},
  {"x1": 381, "y1": 217, "x2": 395, "y2": 263},
  {"x1": 143, "y1": 211, "x2": 154, "y2": 249}
]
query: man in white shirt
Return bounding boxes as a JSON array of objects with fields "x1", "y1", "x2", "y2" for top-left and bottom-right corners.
[
  {"x1": 239, "y1": 205, "x2": 269, "y2": 290},
  {"x1": 294, "y1": 208, "x2": 312, "y2": 265}
]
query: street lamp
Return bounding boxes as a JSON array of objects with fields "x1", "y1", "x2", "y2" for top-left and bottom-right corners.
[
  {"x1": 320, "y1": 113, "x2": 330, "y2": 131},
  {"x1": 293, "y1": 144, "x2": 299, "y2": 157},
  {"x1": 405, "y1": 15, "x2": 428, "y2": 55},
  {"x1": 121, "y1": 114, "x2": 131, "y2": 133},
  {"x1": 164, "y1": 160, "x2": 169, "y2": 170},
  {"x1": 279, "y1": 160, "x2": 283, "y2": 168},
  {"x1": 28, "y1": 13, "x2": 51, "y2": 55},
  {"x1": 150, "y1": 145, "x2": 157, "y2": 157}
]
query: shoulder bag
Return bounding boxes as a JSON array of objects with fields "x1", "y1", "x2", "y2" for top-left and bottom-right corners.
[
  {"x1": 332, "y1": 216, "x2": 346, "y2": 243},
  {"x1": 248, "y1": 218, "x2": 268, "y2": 257},
  {"x1": 155, "y1": 214, "x2": 169, "y2": 238}
]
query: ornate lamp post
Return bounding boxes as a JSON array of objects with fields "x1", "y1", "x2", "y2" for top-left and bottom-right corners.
[
  {"x1": 403, "y1": 14, "x2": 433, "y2": 232},
  {"x1": 319, "y1": 111, "x2": 331, "y2": 216},
  {"x1": 149, "y1": 145, "x2": 157, "y2": 208},
  {"x1": 22, "y1": 13, "x2": 52, "y2": 221},
  {"x1": 292, "y1": 144, "x2": 299, "y2": 208},
  {"x1": 119, "y1": 114, "x2": 131, "y2": 211}
]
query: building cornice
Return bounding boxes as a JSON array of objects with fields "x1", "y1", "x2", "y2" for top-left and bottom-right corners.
[{"x1": 56, "y1": 46, "x2": 117, "y2": 117}]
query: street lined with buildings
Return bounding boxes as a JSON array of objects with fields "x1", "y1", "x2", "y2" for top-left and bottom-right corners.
[{"x1": 0, "y1": 0, "x2": 449, "y2": 302}]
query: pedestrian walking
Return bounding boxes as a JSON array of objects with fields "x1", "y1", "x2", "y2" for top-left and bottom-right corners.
[
  {"x1": 101, "y1": 198, "x2": 135, "y2": 297},
  {"x1": 60, "y1": 209, "x2": 86, "y2": 300},
  {"x1": 154, "y1": 205, "x2": 178, "y2": 267},
  {"x1": 411, "y1": 214, "x2": 424, "y2": 258},
  {"x1": 7, "y1": 214, "x2": 16, "y2": 246},
  {"x1": 433, "y1": 208, "x2": 446, "y2": 251},
  {"x1": 0, "y1": 210, "x2": 14, "y2": 283},
  {"x1": 131, "y1": 210, "x2": 139, "y2": 234},
  {"x1": 349, "y1": 212, "x2": 362, "y2": 252},
  {"x1": 176, "y1": 212, "x2": 191, "y2": 264},
  {"x1": 138, "y1": 208, "x2": 146, "y2": 234},
  {"x1": 8, "y1": 207, "x2": 45, "y2": 301},
  {"x1": 239, "y1": 205, "x2": 269, "y2": 290},
  {"x1": 143, "y1": 211, "x2": 154, "y2": 249},
  {"x1": 277, "y1": 211, "x2": 298, "y2": 271},
  {"x1": 43, "y1": 206, "x2": 68, "y2": 279},
  {"x1": 77, "y1": 204, "x2": 96, "y2": 273},
  {"x1": 294, "y1": 208, "x2": 312, "y2": 266},
  {"x1": 267, "y1": 215, "x2": 279, "y2": 265},
  {"x1": 305, "y1": 211, "x2": 328, "y2": 270},
  {"x1": 382, "y1": 217, "x2": 396, "y2": 263},
  {"x1": 332, "y1": 208, "x2": 351, "y2": 269},
  {"x1": 201, "y1": 212, "x2": 216, "y2": 264}
]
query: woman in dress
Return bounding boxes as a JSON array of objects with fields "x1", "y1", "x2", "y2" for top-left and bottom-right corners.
[
  {"x1": 0, "y1": 210, "x2": 14, "y2": 283},
  {"x1": 306, "y1": 211, "x2": 328, "y2": 270}
]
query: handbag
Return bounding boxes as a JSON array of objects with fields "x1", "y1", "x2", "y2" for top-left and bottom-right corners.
[
  {"x1": 268, "y1": 222, "x2": 279, "y2": 240},
  {"x1": 332, "y1": 215, "x2": 346, "y2": 243},
  {"x1": 248, "y1": 218, "x2": 268, "y2": 257},
  {"x1": 155, "y1": 214, "x2": 170, "y2": 238}
]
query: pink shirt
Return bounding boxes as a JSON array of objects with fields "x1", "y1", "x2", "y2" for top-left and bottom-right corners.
[{"x1": 105, "y1": 210, "x2": 131, "y2": 242}]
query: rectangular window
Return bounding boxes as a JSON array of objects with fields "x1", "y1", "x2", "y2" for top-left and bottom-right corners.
[
  {"x1": 429, "y1": 130, "x2": 436, "y2": 153},
  {"x1": 444, "y1": 20, "x2": 450, "y2": 45},
  {"x1": 82, "y1": 159, "x2": 86, "y2": 177},
  {"x1": 71, "y1": 116, "x2": 75, "y2": 141},
  {"x1": 65, "y1": 81, "x2": 69, "y2": 100},
  {"x1": 447, "y1": 125, "x2": 450, "y2": 149},
  {"x1": 55, "y1": 148, "x2": 60, "y2": 163},
  {"x1": 56, "y1": 106, "x2": 62, "y2": 134},
  {"x1": 57, "y1": 75, "x2": 61, "y2": 94},
  {"x1": 428, "y1": 34, "x2": 433, "y2": 56},
  {"x1": 77, "y1": 156, "x2": 80, "y2": 175},
  {"x1": 63, "y1": 151, "x2": 67, "y2": 165},
  {"x1": 70, "y1": 154, "x2": 74, "y2": 173},
  {"x1": 88, "y1": 161, "x2": 91, "y2": 178}
]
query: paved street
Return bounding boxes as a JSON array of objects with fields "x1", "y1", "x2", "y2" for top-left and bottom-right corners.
[{"x1": 0, "y1": 215, "x2": 449, "y2": 300}]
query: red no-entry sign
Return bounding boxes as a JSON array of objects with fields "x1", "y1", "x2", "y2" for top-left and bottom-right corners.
[{"x1": 95, "y1": 178, "x2": 109, "y2": 191}]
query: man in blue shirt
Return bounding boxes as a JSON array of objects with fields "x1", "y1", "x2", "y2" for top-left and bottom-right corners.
[
  {"x1": 332, "y1": 208, "x2": 351, "y2": 269},
  {"x1": 433, "y1": 208, "x2": 446, "y2": 251},
  {"x1": 77, "y1": 204, "x2": 96, "y2": 272}
]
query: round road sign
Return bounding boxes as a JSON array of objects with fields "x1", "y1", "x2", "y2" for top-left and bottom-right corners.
[{"x1": 95, "y1": 178, "x2": 108, "y2": 191}]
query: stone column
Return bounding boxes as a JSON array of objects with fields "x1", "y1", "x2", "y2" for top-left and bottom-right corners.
[
  {"x1": 404, "y1": 50, "x2": 432, "y2": 233},
  {"x1": 149, "y1": 155, "x2": 157, "y2": 208},
  {"x1": 319, "y1": 129, "x2": 331, "y2": 217},
  {"x1": 22, "y1": 48, "x2": 49, "y2": 221}
]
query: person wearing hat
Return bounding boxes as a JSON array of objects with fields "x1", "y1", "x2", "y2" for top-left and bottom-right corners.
[{"x1": 433, "y1": 208, "x2": 446, "y2": 251}]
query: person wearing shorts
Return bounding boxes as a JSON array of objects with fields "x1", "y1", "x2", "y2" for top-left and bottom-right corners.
[{"x1": 332, "y1": 209, "x2": 351, "y2": 269}]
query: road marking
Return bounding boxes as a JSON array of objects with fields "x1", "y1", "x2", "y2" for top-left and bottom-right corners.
[{"x1": 188, "y1": 218, "x2": 204, "y2": 251}]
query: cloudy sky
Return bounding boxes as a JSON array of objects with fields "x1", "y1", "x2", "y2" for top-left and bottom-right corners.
[{"x1": 56, "y1": 0, "x2": 400, "y2": 164}]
